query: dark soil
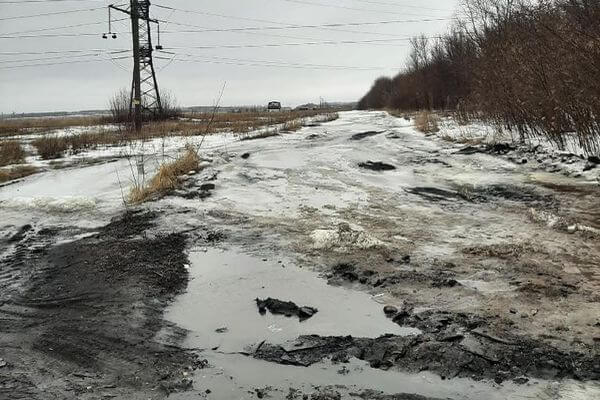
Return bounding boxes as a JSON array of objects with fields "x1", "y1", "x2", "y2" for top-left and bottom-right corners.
[
  {"x1": 359, "y1": 161, "x2": 396, "y2": 171},
  {"x1": 288, "y1": 262, "x2": 600, "y2": 384},
  {"x1": 254, "y1": 323, "x2": 599, "y2": 384},
  {"x1": 454, "y1": 143, "x2": 515, "y2": 155},
  {"x1": 327, "y1": 263, "x2": 458, "y2": 289},
  {"x1": 8, "y1": 224, "x2": 32, "y2": 243},
  {"x1": 350, "y1": 131, "x2": 385, "y2": 141},
  {"x1": 256, "y1": 297, "x2": 318, "y2": 321},
  {"x1": 406, "y1": 184, "x2": 554, "y2": 206},
  {"x1": 0, "y1": 211, "x2": 202, "y2": 399},
  {"x1": 284, "y1": 387, "x2": 445, "y2": 400}
]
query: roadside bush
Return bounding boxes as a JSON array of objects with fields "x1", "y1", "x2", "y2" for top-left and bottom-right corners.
[
  {"x1": 129, "y1": 145, "x2": 200, "y2": 204},
  {"x1": 0, "y1": 140, "x2": 26, "y2": 166},
  {"x1": 358, "y1": 0, "x2": 600, "y2": 154},
  {"x1": 109, "y1": 88, "x2": 182, "y2": 124},
  {"x1": 33, "y1": 136, "x2": 68, "y2": 160}
]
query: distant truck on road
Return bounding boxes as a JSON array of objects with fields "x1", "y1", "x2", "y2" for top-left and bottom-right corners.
[{"x1": 267, "y1": 101, "x2": 282, "y2": 111}]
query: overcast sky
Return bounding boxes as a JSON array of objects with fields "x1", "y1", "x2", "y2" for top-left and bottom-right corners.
[{"x1": 0, "y1": 0, "x2": 459, "y2": 113}]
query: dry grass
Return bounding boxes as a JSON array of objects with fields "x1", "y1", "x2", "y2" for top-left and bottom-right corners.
[
  {"x1": 415, "y1": 111, "x2": 440, "y2": 133},
  {"x1": 282, "y1": 119, "x2": 303, "y2": 132},
  {"x1": 0, "y1": 140, "x2": 26, "y2": 166},
  {"x1": 32, "y1": 136, "x2": 69, "y2": 160},
  {"x1": 0, "y1": 165, "x2": 38, "y2": 184},
  {"x1": 0, "y1": 116, "x2": 109, "y2": 138},
  {"x1": 129, "y1": 146, "x2": 200, "y2": 204},
  {"x1": 19, "y1": 110, "x2": 339, "y2": 160}
]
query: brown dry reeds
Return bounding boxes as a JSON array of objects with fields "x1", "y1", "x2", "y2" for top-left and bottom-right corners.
[
  {"x1": 415, "y1": 111, "x2": 439, "y2": 133},
  {"x1": 0, "y1": 116, "x2": 110, "y2": 138},
  {"x1": 128, "y1": 146, "x2": 200, "y2": 204},
  {"x1": 0, "y1": 165, "x2": 38, "y2": 184},
  {"x1": 0, "y1": 140, "x2": 26, "y2": 166},
  {"x1": 358, "y1": 0, "x2": 600, "y2": 155},
  {"x1": 32, "y1": 136, "x2": 69, "y2": 160}
]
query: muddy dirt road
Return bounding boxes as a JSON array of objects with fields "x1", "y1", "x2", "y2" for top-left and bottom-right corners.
[{"x1": 1, "y1": 111, "x2": 599, "y2": 399}]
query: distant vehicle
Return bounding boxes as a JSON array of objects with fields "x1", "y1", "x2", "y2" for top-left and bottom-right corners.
[{"x1": 267, "y1": 101, "x2": 282, "y2": 111}]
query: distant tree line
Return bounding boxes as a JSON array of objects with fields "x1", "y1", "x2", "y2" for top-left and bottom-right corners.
[{"x1": 358, "y1": 0, "x2": 600, "y2": 153}]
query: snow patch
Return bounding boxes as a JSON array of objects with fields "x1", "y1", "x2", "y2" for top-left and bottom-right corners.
[
  {"x1": 1, "y1": 196, "x2": 97, "y2": 213},
  {"x1": 311, "y1": 223, "x2": 383, "y2": 251}
]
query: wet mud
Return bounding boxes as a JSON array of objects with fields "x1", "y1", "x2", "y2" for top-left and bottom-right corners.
[
  {"x1": 359, "y1": 161, "x2": 397, "y2": 171},
  {"x1": 406, "y1": 184, "x2": 555, "y2": 206},
  {"x1": 253, "y1": 319, "x2": 599, "y2": 384},
  {"x1": 256, "y1": 297, "x2": 318, "y2": 321},
  {"x1": 350, "y1": 131, "x2": 385, "y2": 141},
  {"x1": 0, "y1": 211, "x2": 201, "y2": 399}
]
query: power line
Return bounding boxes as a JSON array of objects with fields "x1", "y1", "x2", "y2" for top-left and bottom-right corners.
[
  {"x1": 157, "y1": 51, "x2": 393, "y2": 71},
  {"x1": 0, "y1": 56, "x2": 128, "y2": 70},
  {"x1": 272, "y1": 0, "x2": 442, "y2": 17},
  {"x1": 0, "y1": 19, "x2": 127, "y2": 36},
  {"x1": 0, "y1": 49, "x2": 129, "y2": 55},
  {"x1": 348, "y1": 0, "x2": 453, "y2": 13},
  {"x1": 0, "y1": 6, "x2": 104, "y2": 21},
  {"x1": 162, "y1": 36, "x2": 432, "y2": 51},
  {"x1": 0, "y1": 0, "x2": 106, "y2": 3},
  {"x1": 153, "y1": 4, "x2": 453, "y2": 39}
]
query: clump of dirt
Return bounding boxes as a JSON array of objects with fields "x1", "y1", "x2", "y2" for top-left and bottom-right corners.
[
  {"x1": 405, "y1": 187, "x2": 462, "y2": 202},
  {"x1": 454, "y1": 143, "x2": 514, "y2": 155},
  {"x1": 253, "y1": 321, "x2": 599, "y2": 383},
  {"x1": 328, "y1": 263, "x2": 457, "y2": 289},
  {"x1": 0, "y1": 211, "x2": 202, "y2": 399},
  {"x1": 462, "y1": 242, "x2": 538, "y2": 260},
  {"x1": 406, "y1": 184, "x2": 554, "y2": 205},
  {"x1": 359, "y1": 161, "x2": 396, "y2": 171},
  {"x1": 8, "y1": 224, "x2": 33, "y2": 242},
  {"x1": 256, "y1": 297, "x2": 318, "y2": 321},
  {"x1": 285, "y1": 387, "x2": 445, "y2": 400},
  {"x1": 350, "y1": 131, "x2": 384, "y2": 141}
]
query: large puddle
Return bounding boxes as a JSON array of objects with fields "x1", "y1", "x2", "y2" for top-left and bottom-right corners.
[
  {"x1": 166, "y1": 248, "x2": 416, "y2": 354},
  {"x1": 165, "y1": 248, "x2": 600, "y2": 400}
]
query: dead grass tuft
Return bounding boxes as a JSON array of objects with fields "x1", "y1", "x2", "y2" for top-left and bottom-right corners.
[
  {"x1": 282, "y1": 119, "x2": 303, "y2": 132},
  {"x1": 129, "y1": 146, "x2": 200, "y2": 204},
  {"x1": 0, "y1": 165, "x2": 38, "y2": 184},
  {"x1": 32, "y1": 136, "x2": 69, "y2": 159},
  {"x1": 415, "y1": 111, "x2": 440, "y2": 133},
  {"x1": 0, "y1": 116, "x2": 109, "y2": 138},
  {"x1": 0, "y1": 140, "x2": 26, "y2": 166}
]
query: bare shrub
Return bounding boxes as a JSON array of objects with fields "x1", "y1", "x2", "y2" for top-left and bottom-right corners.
[
  {"x1": 358, "y1": 0, "x2": 600, "y2": 154},
  {"x1": 109, "y1": 88, "x2": 131, "y2": 124},
  {"x1": 33, "y1": 136, "x2": 68, "y2": 160},
  {"x1": 415, "y1": 111, "x2": 439, "y2": 133},
  {"x1": 129, "y1": 145, "x2": 200, "y2": 204},
  {"x1": 109, "y1": 89, "x2": 182, "y2": 124},
  {"x1": 0, "y1": 140, "x2": 26, "y2": 166}
]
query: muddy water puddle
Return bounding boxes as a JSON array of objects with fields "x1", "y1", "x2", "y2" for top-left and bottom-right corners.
[
  {"x1": 165, "y1": 248, "x2": 600, "y2": 399},
  {"x1": 166, "y1": 248, "x2": 415, "y2": 354}
]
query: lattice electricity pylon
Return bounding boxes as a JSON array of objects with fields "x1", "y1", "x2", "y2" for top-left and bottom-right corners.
[
  {"x1": 107, "y1": 1, "x2": 163, "y2": 128},
  {"x1": 134, "y1": 0, "x2": 162, "y2": 118}
]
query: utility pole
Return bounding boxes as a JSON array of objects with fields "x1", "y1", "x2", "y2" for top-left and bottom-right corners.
[{"x1": 105, "y1": 1, "x2": 163, "y2": 132}]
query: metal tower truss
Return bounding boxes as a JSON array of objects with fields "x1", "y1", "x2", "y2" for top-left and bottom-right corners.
[
  {"x1": 108, "y1": 1, "x2": 163, "y2": 128},
  {"x1": 134, "y1": 0, "x2": 162, "y2": 117}
]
